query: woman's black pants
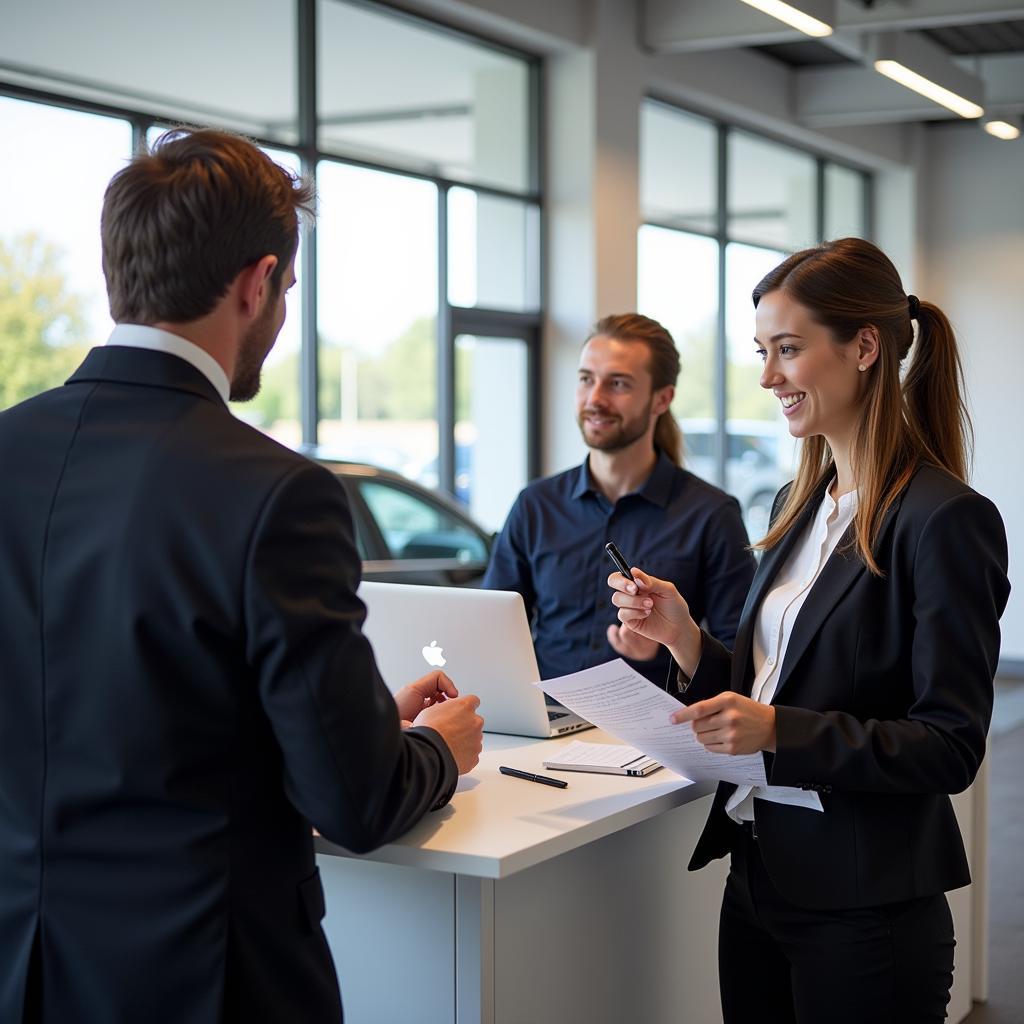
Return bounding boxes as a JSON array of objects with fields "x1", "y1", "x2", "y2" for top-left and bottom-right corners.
[{"x1": 718, "y1": 823, "x2": 956, "y2": 1023}]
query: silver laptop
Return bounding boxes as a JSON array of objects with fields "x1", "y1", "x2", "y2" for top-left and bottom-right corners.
[{"x1": 357, "y1": 582, "x2": 592, "y2": 739}]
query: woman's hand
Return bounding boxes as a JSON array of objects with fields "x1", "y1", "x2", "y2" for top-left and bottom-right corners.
[
  {"x1": 395, "y1": 670, "x2": 459, "y2": 727},
  {"x1": 670, "y1": 692, "x2": 777, "y2": 755},
  {"x1": 607, "y1": 567, "x2": 703, "y2": 675}
]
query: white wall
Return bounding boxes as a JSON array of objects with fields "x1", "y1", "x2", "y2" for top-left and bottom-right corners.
[{"x1": 920, "y1": 123, "x2": 1024, "y2": 662}]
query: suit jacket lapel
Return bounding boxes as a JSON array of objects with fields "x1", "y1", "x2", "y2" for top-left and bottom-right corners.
[
  {"x1": 771, "y1": 489, "x2": 905, "y2": 704},
  {"x1": 731, "y1": 490, "x2": 823, "y2": 693}
]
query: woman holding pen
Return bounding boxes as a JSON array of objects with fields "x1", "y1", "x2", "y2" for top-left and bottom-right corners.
[{"x1": 609, "y1": 237, "x2": 1009, "y2": 1024}]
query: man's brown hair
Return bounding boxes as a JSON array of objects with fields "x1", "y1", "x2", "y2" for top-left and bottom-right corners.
[
  {"x1": 101, "y1": 128, "x2": 316, "y2": 324},
  {"x1": 588, "y1": 313, "x2": 683, "y2": 465}
]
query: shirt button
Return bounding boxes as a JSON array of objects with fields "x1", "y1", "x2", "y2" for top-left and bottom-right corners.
[{"x1": 767, "y1": 656, "x2": 775, "y2": 666}]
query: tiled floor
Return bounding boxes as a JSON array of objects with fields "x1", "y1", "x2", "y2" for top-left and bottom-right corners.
[{"x1": 962, "y1": 678, "x2": 1024, "y2": 1023}]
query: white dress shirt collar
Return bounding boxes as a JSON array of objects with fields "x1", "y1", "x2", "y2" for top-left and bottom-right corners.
[{"x1": 105, "y1": 324, "x2": 230, "y2": 405}]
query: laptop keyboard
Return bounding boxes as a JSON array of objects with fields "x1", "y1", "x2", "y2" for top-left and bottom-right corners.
[{"x1": 548, "y1": 711, "x2": 569, "y2": 721}]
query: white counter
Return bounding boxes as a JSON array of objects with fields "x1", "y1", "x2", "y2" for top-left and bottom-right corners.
[
  {"x1": 314, "y1": 731, "x2": 984, "y2": 1023},
  {"x1": 315, "y1": 729, "x2": 716, "y2": 878}
]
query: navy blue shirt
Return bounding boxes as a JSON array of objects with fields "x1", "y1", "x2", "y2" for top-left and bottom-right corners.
[{"x1": 483, "y1": 451, "x2": 756, "y2": 685}]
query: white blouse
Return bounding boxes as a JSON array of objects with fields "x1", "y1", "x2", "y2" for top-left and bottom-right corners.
[{"x1": 726, "y1": 481, "x2": 859, "y2": 824}]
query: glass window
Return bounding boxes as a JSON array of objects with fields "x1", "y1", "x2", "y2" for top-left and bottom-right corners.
[
  {"x1": 234, "y1": 147, "x2": 305, "y2": 448},
  {"x1": 825, "y1": 163, "x2": 867, "y2": 241},
  {"x1": 317, "y1": 0, "x2": 532, "y2": 193},
  {"x1": 454, "y1": 334, "x2": 529, "y2": 533},
  {"x1": 640, "y1": 103, "x2": 717, "y2": 234},
  {"x1": 448, "y1": 188, "x2": 539, "y2": 312},
  {"x1": 358, "y1": 478, "x2": 488, "y2": 562},
  {"x1": 728, "y1": 131, "x2": 816, "y2": 251},
  {"x1": 0, "y1": 97, "x2": 132, "y2": 411},
  {"x1": 637, "y1": 226, "x2": 718, "y2": 441},
  {"x1": 316, "y1": 161, "x2": 438, "y2": 481},
  {"x1": 3, "y1": 0, "x2": 298, "y2": 144},
  {"x1": 724, "y1": 242, "x2": 797, "y2": 539}
]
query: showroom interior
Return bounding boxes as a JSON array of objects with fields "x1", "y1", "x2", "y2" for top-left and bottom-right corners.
[{"x1": 2, "y1": 1, "x2": 1023, "y2": 1021}]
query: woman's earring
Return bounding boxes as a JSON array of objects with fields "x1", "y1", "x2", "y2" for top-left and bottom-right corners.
[{"x1": 858, "y1": 364, "x2": 867, "y2": 372}]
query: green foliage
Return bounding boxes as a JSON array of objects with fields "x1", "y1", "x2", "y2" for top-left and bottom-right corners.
[
  {"x1": 728, "y1": 360, "x2": 778, "y2": 420},
  {"x1": 244, "y1": 315, "x2": 448, "y2": 429},
  {"x1": 0, "y1": 234, "x2": 93, "y2": 410},
  {"x1": 672, "y1": 320, "x2": 778, "y2": 423},
  {"x1": 354, "y1": 315, "x2": 437, "y2": 420},
  {"x1": 673, "y1": 326, "x2": 716, "y2": 420},
  {"x1": 236, "y1": 346, "x2": 342, "y2": 426}
]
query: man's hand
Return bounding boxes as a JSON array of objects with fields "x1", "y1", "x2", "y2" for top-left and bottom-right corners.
[
  {"x1": 606, "y1": 623, "x2": 660, "y2": 661},
  {"x1": 670, "y1": 692, "x2": 776, "y2": 755},
  {"x1": 395, "y1": 670, "x2": 459, "y2": 727},
  {"x1": 414, "y1": 695, "x2": 484, "y2": 775}
]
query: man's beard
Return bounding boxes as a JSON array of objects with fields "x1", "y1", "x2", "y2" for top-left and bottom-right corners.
[
  {"x1": 576, "y1": 398, "x2": 653, "y2": 453},
  {"x1": 230, "y1": 296, "x2": 278, "y2": 402}
]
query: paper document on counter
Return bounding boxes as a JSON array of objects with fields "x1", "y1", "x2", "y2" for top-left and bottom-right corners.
[{"x1": 538, "y1": 659, "x2": 767, "y2": 787}]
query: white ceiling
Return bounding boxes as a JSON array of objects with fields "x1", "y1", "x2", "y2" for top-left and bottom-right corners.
[{"x1": 643, "y1": 0, "x2": 1024, "y2": 127}]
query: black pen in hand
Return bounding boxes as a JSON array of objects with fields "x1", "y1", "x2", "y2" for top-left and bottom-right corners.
[
  {"x1": 605, "y1": 541, "x2": 636, "y2": 583},
  {"x1": 499, "y1": 766, "x2": 568, "y2": 789}
]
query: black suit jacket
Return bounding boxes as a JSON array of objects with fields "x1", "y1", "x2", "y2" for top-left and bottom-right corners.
[
  {"x1": 686, "y1": 465, "x2": 1010, "y2": 910},
  {"x1": 0, "y1": 346, "x2": 457, "y2": 1023}
]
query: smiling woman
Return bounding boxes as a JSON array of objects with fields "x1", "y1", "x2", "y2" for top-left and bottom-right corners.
[
  {"x1": 751, "y1": 237, "x2": 970, "y2": 573},
  {"x1": 608, "y1": 236, "x2": 1010, "y2": 1024}
]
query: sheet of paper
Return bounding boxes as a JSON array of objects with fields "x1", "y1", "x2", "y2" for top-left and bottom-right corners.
[
  {"x1": 540, "y1": 659, "x2": 768, "y2": 787},
  {"x1": 546, "y1": 740, "x2": 650, "y2": 769}
]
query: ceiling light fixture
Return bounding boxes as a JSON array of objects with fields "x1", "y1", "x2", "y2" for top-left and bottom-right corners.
[
  {"x1": 870, "y1": 33, "x2": 985, "y2": 120},
  {"x1": 874, "y1": 61, "x2": 984, "y2": 119},
  {"x1": 983, "y1": 119, "x2": 1021, "y2": 141},
  {"x1": 737, "y1": 1, "x2": 834, "y2": 38}
]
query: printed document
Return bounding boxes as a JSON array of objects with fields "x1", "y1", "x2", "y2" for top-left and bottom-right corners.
[{"x1": 539, "y1": 659, "x2": 768, "y2": 787}]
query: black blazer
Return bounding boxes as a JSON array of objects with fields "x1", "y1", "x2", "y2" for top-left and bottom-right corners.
[
  {"x1": 0, "y1": 346, "x2": 457, "y2": 1023},
  {"x1": 686, "y1": 465, "x2": 1010, "y2": 911}
]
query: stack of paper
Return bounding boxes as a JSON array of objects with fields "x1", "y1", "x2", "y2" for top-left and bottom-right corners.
[{"x1": 543, "y1": 740, "x2": 661, "y2": 777}]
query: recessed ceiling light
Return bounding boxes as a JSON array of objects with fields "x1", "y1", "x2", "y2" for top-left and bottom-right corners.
[
  {"x1": 983, "y1": 119, "x2": 1021, "y2": 140},
  {"x1": 738, "y1": 0, "x2": 833, "y2": 38},
  {"x1": 874, "y1": 60, "x2": 984, "y2": 120}
]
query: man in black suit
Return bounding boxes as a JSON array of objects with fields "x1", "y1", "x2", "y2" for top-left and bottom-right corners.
[{"x1": 0, "y1": 128, "x2": 484, "y2": 1023}]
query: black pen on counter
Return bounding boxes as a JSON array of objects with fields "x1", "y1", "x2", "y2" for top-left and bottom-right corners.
[{"x1": 499, "y1": 765, "x2": 568, "y2": 789}]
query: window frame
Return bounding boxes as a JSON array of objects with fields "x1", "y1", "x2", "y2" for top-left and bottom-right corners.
[
  {"x1": 640, "y1": 96, "x2": 873, "y2": 487},
  {"x1": 0, "y1": 0, "x2": 542, "y2": 504}
]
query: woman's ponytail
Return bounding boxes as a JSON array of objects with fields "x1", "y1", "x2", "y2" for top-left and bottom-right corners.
[{"x1": 901, "y1": 298, "x2": 972, "y2": 483}]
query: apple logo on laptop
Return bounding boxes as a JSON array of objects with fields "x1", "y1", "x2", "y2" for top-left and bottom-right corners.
[{"x1": 422, "y1": 641, "x2": 447, "y2": 668}]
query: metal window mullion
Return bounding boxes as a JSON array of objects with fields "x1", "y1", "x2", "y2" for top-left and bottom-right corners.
[
  {"x1": 715, "y1": 123, "x2": 729, "y2": 489},
  {"x1": 298, "y1": 0, "x2": 318, "y2": 449},
  {"x1": 863, "y1": 169, "x2": 875, "y2": 242},
  {"x1": 438, "y1": 185, "x2": 455, "y2": 497},
  {"x1": 816, "y1": 158, "x2": 827, "y2": 243}
]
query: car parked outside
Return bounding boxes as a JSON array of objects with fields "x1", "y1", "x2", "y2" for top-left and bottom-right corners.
[
  {"x1": 680, "y1": 419, "x2": 795, "y2": 540},
  {"x1": 315, "y1": 456, "x2": 493, "y2": 587}
]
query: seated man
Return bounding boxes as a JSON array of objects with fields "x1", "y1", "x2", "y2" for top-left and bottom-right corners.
[{"x1": 485, "y1": 313, "x2": 755, "y2": 686}]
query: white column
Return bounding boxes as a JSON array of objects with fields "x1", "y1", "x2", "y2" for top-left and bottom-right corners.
[{"x1": 543, "y1": 0, "x2": 645, "y2": 475}]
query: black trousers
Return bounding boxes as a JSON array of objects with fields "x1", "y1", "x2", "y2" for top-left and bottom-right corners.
[{"x1": 719, "y1": 824, "x2": 955, "y2": 1024}]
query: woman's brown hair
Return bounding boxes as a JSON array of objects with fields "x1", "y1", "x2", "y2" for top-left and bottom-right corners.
[
  {"x1": 753, "y1": 237, "x2": 971, "y2": 574},
  {"x1": 589, "y1": 313, "x2": 683, "y2": 465}
]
